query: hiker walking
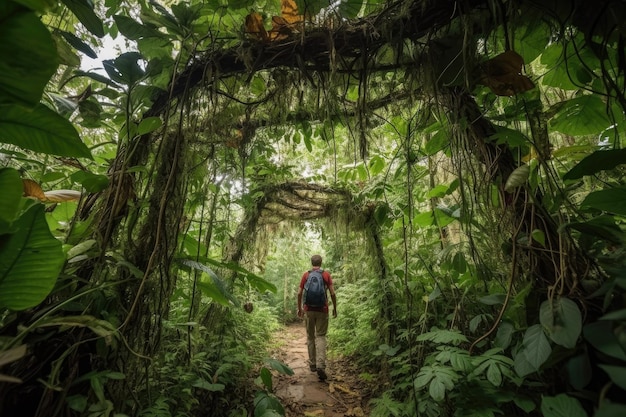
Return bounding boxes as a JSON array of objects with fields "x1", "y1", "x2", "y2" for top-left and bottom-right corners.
[{"x1": 297, "y1": 254, "x2": 337, "y2": 381}]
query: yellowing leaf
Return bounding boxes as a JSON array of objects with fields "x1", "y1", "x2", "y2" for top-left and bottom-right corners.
[{"x1": 23, "y1": 179, "x2": 46, "y2": 200}]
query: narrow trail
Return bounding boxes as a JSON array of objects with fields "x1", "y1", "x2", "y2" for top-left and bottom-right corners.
[{"x1": 271, "y1": 323, "x2": 371, "y2": 417}]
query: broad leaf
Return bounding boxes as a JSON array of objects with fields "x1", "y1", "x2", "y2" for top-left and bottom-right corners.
[
  {"x1": 494, "y1": 321, "x2": 514, "y2": 350},
  {"x1": 179, "y1": 259, "x2": 240, "y2": 306},
  {"x1": 0, "y1": 11, "x2": 58, "y2": 107},
  {"x1": 103, "y1": 52, "x2": 145, "y2": 86},
  {"x1": 71, "y1": 171, "x2": 109, "y2": 193},
  {"x1": 0, "y1": 204, "x2": 65, "y2": 310},
  {"x1": 265, "y1": 358, "x2": 294, "y2": 376},
  {"x1": 114, "y1": 15, "x2": 166, "y2": 40},
  {"x1": 521, "y1": 324, "x2": 551, "y2": 371},
  {"x1": 0, "y1": 168, "x2": 22, "y2": 232},
  {"x1": 549, "y1": 95, "x2": 614, "y2": 136},
  {"x1": 541, "y1": 394, "x2": 587, "y2": 417},
  {"x1": 539, "y1": 297, "x2": 582, "y2": 349},
  {"x1": 58, "y1": 30, "x2": 97, "y2": 58},
  {"x1": 580, "y1": 187, "x2": 626, "y2": 215},
  {"x1": 61, "y1": 0, "x2": 105, "y2": 37},
  {"x1": 598, "y1": 364, "x2": 626, "y2": 390},
  {"x1": 0, "y1": 104, "x2": 92, "y2": 159},
  {"x1": 583, "y1": 321, "x2": 626, "y2": 361},
  {"x1": 563, "y1": 149, "x2": 626, "y2": 180}
]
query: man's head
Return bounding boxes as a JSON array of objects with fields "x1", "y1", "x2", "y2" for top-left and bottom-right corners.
[{"x1": 311, "y1": 254, "x2": 323, "y2": 267}]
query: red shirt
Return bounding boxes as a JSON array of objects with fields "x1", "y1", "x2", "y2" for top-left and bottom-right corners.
[{"x1": 300, "y1": 267, "x2": 332, "y2": 313}]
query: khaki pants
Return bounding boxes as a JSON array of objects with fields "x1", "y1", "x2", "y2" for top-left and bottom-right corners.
[{"x1": 305, "y1": 311, "x2": 329, "y2": 370}]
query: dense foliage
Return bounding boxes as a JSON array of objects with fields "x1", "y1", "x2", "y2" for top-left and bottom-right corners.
[{"x1": 1, "y1": 0, "x2": 625, "y2": 416}]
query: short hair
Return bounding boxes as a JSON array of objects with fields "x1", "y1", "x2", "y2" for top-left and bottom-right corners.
[{"x1": 311, "y1": 254, "x2": 323, "y2": 267}]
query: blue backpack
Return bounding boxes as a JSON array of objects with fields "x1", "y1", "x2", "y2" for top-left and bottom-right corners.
[{"x1": 304, "y1": 269, "x2": 326, "y2": 308}]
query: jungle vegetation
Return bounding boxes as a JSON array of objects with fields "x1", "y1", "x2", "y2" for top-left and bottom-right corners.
[{"x1": 1, "y1": 0, "x2": 625, "y2": 416}]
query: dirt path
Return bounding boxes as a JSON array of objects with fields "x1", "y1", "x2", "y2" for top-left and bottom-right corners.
[{"x1": 271, "y1": 323, "x2": 370, "y2": 417}]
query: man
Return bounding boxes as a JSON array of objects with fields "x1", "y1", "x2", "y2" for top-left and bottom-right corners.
[{"x1": 297, "y1": 254, "x2": 337, "y2": 381}]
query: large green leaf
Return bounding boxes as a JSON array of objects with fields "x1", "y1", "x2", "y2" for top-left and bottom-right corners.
[
  {"x1": 0, "y1": 104, "x2": 92, "y2": 158},
  {"x1": 113, "y1": 15, "x2": 166, "y2": 40},
  {"x1": 103, "y1": 52, "x2": 145, "y2": 86},
  {"x1": 583, "y1": 321, "x2": 626, "y2": 361},
  {"x1": 0, "y1": 204, "x2": 65, "y2": 310},
  {"x1": 519, "y1": 324, "x2": 551, "y2": 373},
  {"x1": 178, "y1": 259, "x2": 239, "y2": 306},
  {"x1": 581, "y1": 187, "x2": 626, "y2": 215},
  {"x1": 598, "y1": 364, "x2": 626, "y2": 390},
  {"x1": 540, "y1": 297, "x2": 582, "y2": 349},
  {"x1": 0, "y1": 10, "x2": 58, "y2": 107},
  {"x1": 0, "y1": 168, "x2": 22, "y2": 233},
  {"x1": 563, "y1": 149, "x2": 626, "y2": 180},
  {"x1": 549, "y1": 95, "x2": 614, "y2": 136},
  {"x1": 61, "y1": 0, "x2": 104, "y2": 37},
  {"x1": 541, "y1": 394, "x2": 587, "y2": 417}
]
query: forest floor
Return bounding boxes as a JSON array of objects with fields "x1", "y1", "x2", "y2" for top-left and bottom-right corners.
[{"x1": 271, "y1": 322, "x2": 373, "y2": 417}]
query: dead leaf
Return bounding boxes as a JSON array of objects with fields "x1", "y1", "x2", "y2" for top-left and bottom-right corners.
[
  {"x1": 23, "y1": 179, "x2": 46, "y2": 200},
  {"x1": 304, "y1": 410, "x2": 325, "y2": 416},
  {"x1": 245, "y1": 12, "x2": 268, "y2": 41},
  {"x1": 479, "y1": 50, "x2": 535, "y2": 96},
  {"x1": 245, "y1": 0, "x2": 305, "y2": 42}
]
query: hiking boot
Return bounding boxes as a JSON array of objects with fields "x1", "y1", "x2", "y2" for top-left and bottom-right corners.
[
  {"x1": 317, "y1": 368, "x2": 327, "y2": 381},
  {"x1": 309, "y1": 365, "x2": 316, "y2": 372}
]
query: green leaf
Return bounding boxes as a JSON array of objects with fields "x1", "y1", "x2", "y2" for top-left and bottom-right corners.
[
  {"x1": 254, "y1": 392, "x2": 284, "y2": 417},
  {"x1": 564, "y1": 216, "x2": 626, "y2": 244},
  {"x1": 0, "y1": 204, "x2": 65, "y2": 310},
  {"x1": 424, "y1": 128, "x2": 449, "y2": 155},
  {"x1": 539, "y1": 297, "x2": 582, "y2": 349},
  {"x1": 566, "y1": 353, "x2": 592, "y2": 390},
  {"x1": 494, "y1": 321, "x2": 514, "y2": 350},
  {"x1": 595, "y1": 402, "x2": 626, "y2": 417},
  {"x1": 486, "y1": 363, "x2": 502, "y2": 386},
  {"x1": 57, "y1": 30, "x2": 97, "y2": 58},
  {"x1": 61, "y1": 0, "x2": 105, "y2": 37},
  {"x1": 103, "y1": 52, "x2": 145, "y2": 86},
  {"x1": 416, "y1": 329, "x2": 468, "y2": 345},
  {"x1": 265, "y1": 358, "x2": 294, "y2": 376},
  {"x1": 294, "y1": 0, "x2": 326, "y2": 15},
  {"x1": 549, "y1": 95, "x2": 614, "y2": 136},
  {"x1": 563, "y1": 149, "x2": 626, "y2": 180},
  {"x1": 137, "y1": 117, "x2": 163, "y2": 135},
  {"x1": 513, "y1": 397, "x2": 536, "y2": 413},
  {"x1": 598, "y1": 364, "x2": 626, "y2": 390},
  {"x1": 0, "y1": 11, "x2": 59, "y2": 107},
  {"x1": 531, "y1": 229, "x2": 546, "y2": 246},
  {"x1": 0, "y1": 168, "x2": 22, "y2": 231},
  {"x1": 541, "y1": 394, "x2": 587, "y2": 417},
  {"x1": 489, "y1": 126, "x2": 529, "y2": 147},
  {"x1": 414, "y1": 211, "x2": 434, "y2": 227},
  {"x1": 259, "y1": 367, "x2": 273, "y2": 391},
  {"x1": 522, "y1": 324, "x2": 551, "y2": 371},
  {"x1": 339, "y1": 0, "x2": 365, "y2": 18},
  {"x1": 71, "y1": 171, "x2": 109, "y2": 193},
  {"x1": 192, "y1": 379, "x2": 225, "y2": 391},
  {"x1": 504, "y1": 165, "x2": 530, "y2": 192},
  {"x1": 179, "y1": 259, "x2": 239, "y2": 307},
  {"x1": 0, "y1": 104, "x2": 92, "y2": 158},
  {"x1": 479, "y1": 294, "x2": 506, "y2": 305},
  {"x1": 583, "y1": 321, "x2": 626, "y2": 361},
  {"x1": 114, "y1": 15, "x2": 166, "y2": 40},
  {"x1": 580, "y1": 187, "x2": 626, "y2": 215}
]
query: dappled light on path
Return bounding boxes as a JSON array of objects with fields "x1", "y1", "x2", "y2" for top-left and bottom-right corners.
[{"x1": 272, "y1": 323, "x2": 370, "y2": 417}]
